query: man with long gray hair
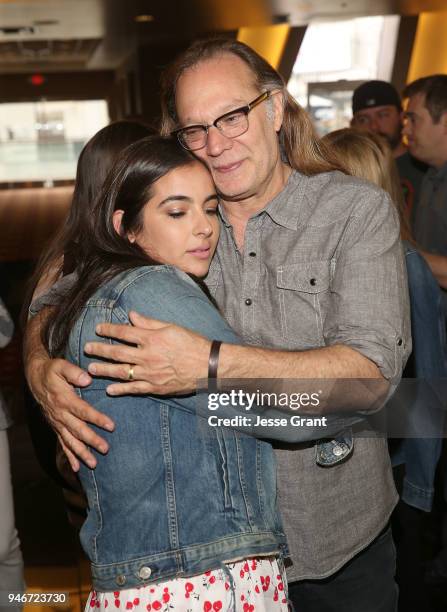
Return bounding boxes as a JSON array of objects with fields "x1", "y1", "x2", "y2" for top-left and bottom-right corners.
[{"x1": 26, "y1": 39, "x2": 410, "y2": 611}]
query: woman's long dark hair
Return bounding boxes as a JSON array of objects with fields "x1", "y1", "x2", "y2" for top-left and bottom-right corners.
[
  {"x1": 31, "y1": 121, "x2": 153, "y2": 286},
  {"x1": 44, "y1": 136, "x2": 198, "y2": 356}
]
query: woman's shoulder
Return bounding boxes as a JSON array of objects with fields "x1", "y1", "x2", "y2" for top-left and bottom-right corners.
[{"x1": 92, "y1": 265, "x2": 204, "y2": 316}]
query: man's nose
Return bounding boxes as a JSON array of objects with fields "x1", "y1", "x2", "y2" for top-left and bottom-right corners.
[
  {"x1": 206, "y1": 126, "x2": 233, "y2": 156},
  {"x1": 369, "y1": 117, "x2": 379, "y2": 133}
]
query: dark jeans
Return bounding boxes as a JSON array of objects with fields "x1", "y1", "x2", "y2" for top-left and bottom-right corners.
[{"x1": 288, "y1": 526, "x2": 398, "y2": 612}]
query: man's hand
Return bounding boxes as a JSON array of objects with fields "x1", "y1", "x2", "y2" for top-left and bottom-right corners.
[
  {"x1": 85, "y1": 311, "x2": 210, "y2": 396},
  {"x1": 24, "y1": 313, "x2": 115, "y2": 471},
  {"x1": 28, "y1": 356, "x2": 115, "y2": 470}
]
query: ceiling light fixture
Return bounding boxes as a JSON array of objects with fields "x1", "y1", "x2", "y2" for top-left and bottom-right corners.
[{"x1": 135, "y1": 14, "x2": 154, "y2": 23}]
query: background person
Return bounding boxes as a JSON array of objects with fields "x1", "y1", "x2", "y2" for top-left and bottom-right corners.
[
  {"x1": 0, "y1": 297, "x2": 25, "y2": 612},
  {"x1": 402, "y1": 73, "x2": 447, "y2": 588},
  {"x1": 351, "y1": 79, "x2": 427, "y2": 219},
  {"x1": 323, "y1": 127, "x2": 447, "y2": 610}
]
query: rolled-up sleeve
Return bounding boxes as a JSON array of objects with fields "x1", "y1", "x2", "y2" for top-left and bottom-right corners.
[{"x1": 324, "y1": 191, "x2": 411, "y2": 381}]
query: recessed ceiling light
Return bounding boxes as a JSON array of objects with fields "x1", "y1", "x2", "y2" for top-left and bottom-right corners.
[{"x1": 135, "y1": 14, "x2": 154, "y2": 23}]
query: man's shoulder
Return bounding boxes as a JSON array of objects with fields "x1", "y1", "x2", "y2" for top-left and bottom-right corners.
[{"x1": 297, "y1": 170, "x2": 387, "y2": 223}]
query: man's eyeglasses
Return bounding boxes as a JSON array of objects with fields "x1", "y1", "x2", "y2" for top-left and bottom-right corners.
[{"x1": 173, "y1": 91, "x2": 272, "y2": 151}]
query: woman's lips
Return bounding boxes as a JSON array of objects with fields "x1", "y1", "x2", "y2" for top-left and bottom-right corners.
[{"x1": 187, "y1": 247, "x2": 211, "y2": 260}]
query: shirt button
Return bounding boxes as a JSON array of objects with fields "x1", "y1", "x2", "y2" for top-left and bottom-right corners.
[
  {"x1": 248, "y1": 252, "x2": 256, "y2": 257},
  {"x1": 397, "y1": 337, "x2": 403, "y2": 346},
  {"x1": 138, "y1": 566, "x2": 152, "y2": 580},
  {"x1": 310, "y1": 278, "x2": 317, "y2": 286},
  {"x1": 245, "y1": 299, "x2": 252, "y2": 306},
  {"x1": 115, "y1": 574, "x2": 126, "y2": 586}
]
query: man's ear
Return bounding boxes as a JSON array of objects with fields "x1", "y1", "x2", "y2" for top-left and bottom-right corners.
[
  {"x1": 112, "y1": 209, "x2": 136, "y2": 242},
  {"x1": 440, "y1": 111, "x2": 447, "y2": 133},
  {"x1": 273, "y1": 90, "x2": 285, "y2": 132}
]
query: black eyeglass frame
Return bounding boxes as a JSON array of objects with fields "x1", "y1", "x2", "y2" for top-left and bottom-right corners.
[{"x1": 172, "y1": 90, "x2": 272, "y2": 151}]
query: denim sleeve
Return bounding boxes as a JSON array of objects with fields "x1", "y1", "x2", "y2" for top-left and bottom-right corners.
[
  {"x1": 114, "y1": 267, "x2": 240, "y2": 344},
  {"x1": 113, "y1": 267, "x2": 365, "y2": 443},
  {"x1": 324, "y1": 191, "x2": 411, "y2": 382}
]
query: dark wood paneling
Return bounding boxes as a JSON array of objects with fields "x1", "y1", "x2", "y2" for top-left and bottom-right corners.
[{"x1": 391, "y1": 15, "x2": 419, "y2": 94}]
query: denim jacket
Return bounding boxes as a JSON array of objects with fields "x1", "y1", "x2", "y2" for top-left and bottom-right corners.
[
  {"x1": 66, "y1": 266, "x2": 289, "y2": 591},
  {"x1": 390, "y1": 243, "x2": 447, "y2": 511}
]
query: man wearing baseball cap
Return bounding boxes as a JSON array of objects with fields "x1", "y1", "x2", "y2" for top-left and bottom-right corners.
[
  {"x1": 352, "y1": 80, "x2": 406, "y2": 156},
  {"x1": 352, "y1": 79, "x2": 427, "y2": 217}
]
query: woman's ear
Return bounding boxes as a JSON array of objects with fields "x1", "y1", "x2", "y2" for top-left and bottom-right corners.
[
  {"x1": 112, "y1": 209, "x2": 136, "y2": 242},
  {"x1": 112, "y1": 209, "x2": 124, "y2": 235}
]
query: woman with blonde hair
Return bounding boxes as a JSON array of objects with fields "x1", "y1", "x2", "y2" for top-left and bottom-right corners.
[
  {"x1": 323, "y1": 128, "x2": 413, "y2": 243},
  {"x1": 323, "y1": 127, "x2": 447, "y2": 609}
]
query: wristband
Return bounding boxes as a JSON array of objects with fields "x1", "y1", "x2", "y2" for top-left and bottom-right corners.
[{"x1": 208, "y1": 340, "x2": 222, "y2": 380}]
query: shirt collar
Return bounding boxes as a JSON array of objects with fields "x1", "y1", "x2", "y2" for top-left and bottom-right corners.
[
  {"x1": 218, "y1": 170, "x2": 305, "y2": 231},
  {"x1": 427, "y1": 160, "x2": 447, "y2": 183}
]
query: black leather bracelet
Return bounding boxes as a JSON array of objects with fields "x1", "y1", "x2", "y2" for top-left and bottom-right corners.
[{"x1": 208, "y1": 340, "x2": 222, "y2": 380}]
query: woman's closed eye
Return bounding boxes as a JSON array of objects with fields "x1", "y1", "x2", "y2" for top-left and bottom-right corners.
[{"x1": 167, "y1": 210, "x2": 186, "y2": 219}]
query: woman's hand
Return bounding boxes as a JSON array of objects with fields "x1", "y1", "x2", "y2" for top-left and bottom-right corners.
[{"x1": 84, "y1": 311, "x2": 210, "y2": 396}]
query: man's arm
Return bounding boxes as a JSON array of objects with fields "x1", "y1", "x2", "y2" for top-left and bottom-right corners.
[
  {"x1": 24, "y1": 309, "x2": 115, "y2": 470},
  {"x1": 86, "y1": 311, "x2": 384, "y2": 404}
]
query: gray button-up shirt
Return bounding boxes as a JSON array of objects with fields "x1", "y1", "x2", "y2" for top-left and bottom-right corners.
[{"x1": 205, "y1": 169, "x2": 411, "y2": 580}]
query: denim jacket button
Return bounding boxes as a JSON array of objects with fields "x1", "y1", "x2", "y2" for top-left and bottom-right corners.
[
  {"x1": 333, "y1": 445, "x2": 344, "y2": 457},
  {"x1": 138, "y1": 566, "x2": 152, "y2": 580},
  {"x1": 116, "y1": 574, "x2": 126, "y2": 586}
]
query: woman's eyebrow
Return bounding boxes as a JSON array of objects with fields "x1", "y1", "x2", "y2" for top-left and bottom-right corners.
[
  {"x1": 157, "y1": 195, "x2": 191, "y2": 207},
  {"x1": 204, "y1": 194, "x2": 219, "y2": 203}
]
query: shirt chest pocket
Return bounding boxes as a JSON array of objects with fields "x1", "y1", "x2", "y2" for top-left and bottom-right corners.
[{"x1": 276, "y1": 260, "x2": 331, "y2": 349}]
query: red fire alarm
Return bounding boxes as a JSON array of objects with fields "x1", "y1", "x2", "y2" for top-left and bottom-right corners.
[{"x1": 30, "y1": 74, "x2": 46, "y2": 86}]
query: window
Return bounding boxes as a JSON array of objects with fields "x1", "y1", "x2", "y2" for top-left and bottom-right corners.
[
  {"x1": 288, "y1": 16, "x2": 400, "y2": 135},
  {"x1": 0, "y1": 100, "x2": 109, "y2": 183}
]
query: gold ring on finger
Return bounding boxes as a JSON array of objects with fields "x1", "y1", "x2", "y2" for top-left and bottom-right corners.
[{"x1": 127, "y1": 366, "x2": 134, "y2": 381}]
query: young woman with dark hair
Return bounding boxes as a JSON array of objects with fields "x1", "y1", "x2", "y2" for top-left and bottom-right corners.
[{"x1": 43, "y1": 135, "x2": 289, "y2": 612}]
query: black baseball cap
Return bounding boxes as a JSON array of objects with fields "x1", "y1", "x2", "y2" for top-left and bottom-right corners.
[{"x1": 352, "y1": 80, "x2": 401, "y2": 114}]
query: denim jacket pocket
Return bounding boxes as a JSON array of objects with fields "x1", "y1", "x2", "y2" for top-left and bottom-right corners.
[{"x1": 315, "y1": 429, "x2": 354, "y2": 466}]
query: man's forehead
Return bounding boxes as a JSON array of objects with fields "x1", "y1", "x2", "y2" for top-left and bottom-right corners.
[
  {"x1": 405, "y1": 92, "x2": 426, "y2": 109},
  {"x1": 175, "y1": 57, "x2": 258, "y2": 121}
]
